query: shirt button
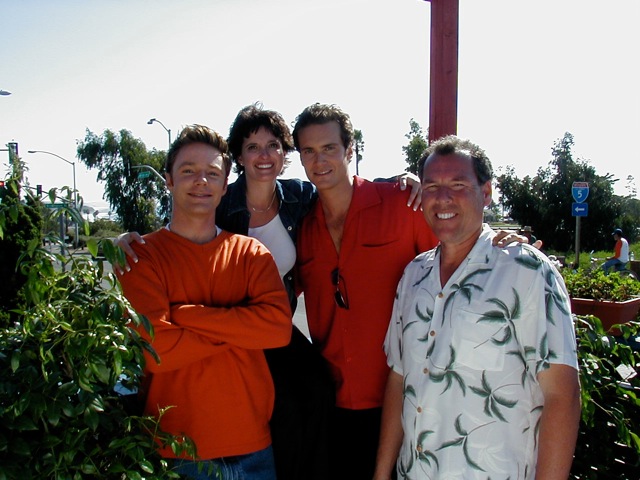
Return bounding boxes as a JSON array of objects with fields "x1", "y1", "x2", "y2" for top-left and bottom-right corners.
[
  {"x1": 287, "y1": 226, "x2": 293, "y2": 231},
  {"x1": 423, "y1": 367, "x2": 429, "y2": 374},
  {"x1": 416, "y1": 445, "x2": 423, "y2": 453},
  {"x1": 438, "y1": 292, "x2": 444, "y2": 298},
  {"x1": 430, "y1": 330, "x2": 436, "y2": 337},
  {"x1": 417, "y1": 406, "x2": 422, "y2": 413}
]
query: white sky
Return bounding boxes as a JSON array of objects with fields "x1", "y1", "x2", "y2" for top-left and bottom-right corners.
[{"x1": 1, "y1": 0, "x2": 639, "y2": 214}]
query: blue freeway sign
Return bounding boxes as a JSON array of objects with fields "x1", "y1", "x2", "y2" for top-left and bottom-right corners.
[
  {"x1": 572, "y1": 181, "x2": 589, "y2": 203},
  {"x1": 572, "y1": 202, "x2": 588, "y2": 217}
]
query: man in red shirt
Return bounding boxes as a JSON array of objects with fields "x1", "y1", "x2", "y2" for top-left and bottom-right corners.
[{"x1": 292, "y1": 104, "x2": 438, "y2": 479}]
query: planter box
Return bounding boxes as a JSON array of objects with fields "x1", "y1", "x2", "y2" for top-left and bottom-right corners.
[{"x1": 570, "y1": 297, "x2": 640, "y2": 335}]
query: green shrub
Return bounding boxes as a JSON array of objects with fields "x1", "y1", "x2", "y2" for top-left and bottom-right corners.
[
  {"x1": 0, "y1": 173, "x2": 43, "y2": 326},
  {"x1": 0, "y1": 187, "x2": 196, "y2": 478},
  {"x1": 571, "y1": 316, "x2": 640, "y2": 478},
  {"x1": 563, "y1": 269, "x2": 640, "y2": 302}
]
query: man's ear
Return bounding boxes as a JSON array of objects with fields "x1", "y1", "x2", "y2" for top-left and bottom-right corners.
[
  {"x1": 165, "y1": 173, "x2": 173, "y2": 189},
  {"x1": 346, "y1": 144, "x2": 354, "y2": 163},
  {"x1": 483, "y1": 181, "x2": 492, "y2": 207}
]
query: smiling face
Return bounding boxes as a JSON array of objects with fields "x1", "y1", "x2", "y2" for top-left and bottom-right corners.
[
  {"x1": 297, "y1": 121, "x2": 353, "y2": 192},
  {"x1": 166, "y1": 142, "x2": 228, "y2": 219},
  {"x1": 420, "y1": 152, "x2": 492, "y2": 250},
  {"x1": 238, "y1": 126, "x2": 286, "y2": 184}
]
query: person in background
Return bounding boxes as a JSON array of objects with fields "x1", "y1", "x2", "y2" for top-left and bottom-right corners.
[
  {"x1": 292, "y1": 104, "x2": 530, "y2": 480},
  {"x1": 115, "y1": 124, "x2": 292, "y2": 480},
  {"x1": 519, "y1": 225, "x2": 544, "y2": 249},
  {"x1": 374, "y1": 135, "x2": 580, "y2": 479},
  {"x1": 602, "y1": 228, "x2": 629, "y2": 274}
]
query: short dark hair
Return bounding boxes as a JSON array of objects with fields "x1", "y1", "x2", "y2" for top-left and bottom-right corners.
[
  {"x1": 227, "y1": 103, "x2": 294, "y2": 175},
  {"x1": 292, "y1": 103, "x2": 354, "y2": 151},
  {"x1": 166, "y1": 125, "x2": 231, "y2": 179},
  {"x1": 418, "y1": 135, "x2": 493, "y2": 184}
]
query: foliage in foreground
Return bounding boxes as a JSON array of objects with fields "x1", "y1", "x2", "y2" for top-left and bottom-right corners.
[
  {"x1": 571, "y1": 315, "x2": 640, "y2": 478},
  {"x1": 0, "y1": 189, "x2": 196, "y2": 478}
]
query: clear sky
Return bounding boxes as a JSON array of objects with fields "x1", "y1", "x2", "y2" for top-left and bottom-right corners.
[{"x1": 1, "y1": 0, "x2": 638, "y2": 215}]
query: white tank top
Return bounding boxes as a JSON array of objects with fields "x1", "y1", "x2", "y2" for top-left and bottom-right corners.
[{"x1": 248, "y1": 215, "x2": 296, "y2": 279}]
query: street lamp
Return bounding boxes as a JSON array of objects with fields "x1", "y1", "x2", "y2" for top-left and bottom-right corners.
[
  {"x1": 28, "y1": 150, "x2": 79, "y2": 248},
  {"x1": 147, "y1": 118, "x2": 172, "y2": 149}
]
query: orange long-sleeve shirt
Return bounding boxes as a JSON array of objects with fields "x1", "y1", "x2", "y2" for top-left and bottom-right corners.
[{"x1": 117, "y1": 228, "x2": 291, "y2": 460}]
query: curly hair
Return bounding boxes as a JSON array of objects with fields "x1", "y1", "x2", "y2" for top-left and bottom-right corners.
[{"x1": 227, "y1": 103, "x2": 294, "y2": 175}]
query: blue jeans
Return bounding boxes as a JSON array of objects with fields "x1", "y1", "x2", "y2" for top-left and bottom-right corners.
[
  {"x1": 602, "y1": 258, "x2": 624, "y2": 274},
  {"x1": 173, "y1": 446, "x2": 276, "y2": 480}
]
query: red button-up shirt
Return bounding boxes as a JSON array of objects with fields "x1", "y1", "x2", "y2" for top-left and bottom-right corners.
[{"x1": 296, "y1": 177, "x2": 438, "y2": 409}]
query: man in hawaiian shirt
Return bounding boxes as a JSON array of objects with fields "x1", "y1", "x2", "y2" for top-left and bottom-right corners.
[{"x1": 374, "y1": 135, "x2": 581, "y2": 480}]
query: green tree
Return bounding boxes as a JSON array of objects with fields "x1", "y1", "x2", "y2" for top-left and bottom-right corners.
[
  {"x1": 77, "y1": 129, "x2": 167, "y2": 234},
  {"x1": 496, "y1": 132, "x2": 636, "y2": 252},
  {"x1": 402, "y1": 119, "x2": 428, "y2": 175},
  {"x1": 354, "y1": 129, "x2": 365, "y2": 176}
]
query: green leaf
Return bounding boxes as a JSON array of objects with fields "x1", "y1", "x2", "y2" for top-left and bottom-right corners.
[
  {"x1": 87, "y1": 238, "x2": 99, "y2": 257},
  {"x1": 10, "y1": 350, "x2": 19, "y2": 372}
]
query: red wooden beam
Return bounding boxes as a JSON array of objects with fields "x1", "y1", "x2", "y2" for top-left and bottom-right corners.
[{"x1": 424, "y1": 0, "x2": 459, "y2": 142}]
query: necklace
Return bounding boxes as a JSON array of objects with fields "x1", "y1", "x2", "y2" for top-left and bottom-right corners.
[{"x1": 249, "y1": 192, "x2": 276, "y2": 213}]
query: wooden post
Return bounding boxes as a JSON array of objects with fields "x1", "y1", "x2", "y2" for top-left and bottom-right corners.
[{"x1": 425, "y1": 0, "x2": 459, "y2": 143}]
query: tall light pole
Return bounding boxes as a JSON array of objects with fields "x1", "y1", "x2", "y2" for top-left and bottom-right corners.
[
  {"x1": 28, "y1": 150, "x2": 79, "y2": 248},
  {"x1": 147, "y1": 118, "x2": 172, "y2": 149}
]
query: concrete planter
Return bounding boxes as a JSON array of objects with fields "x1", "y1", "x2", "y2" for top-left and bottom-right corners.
[{"x1": 570, "y1": 296, "x2": 640, "y2": 335}]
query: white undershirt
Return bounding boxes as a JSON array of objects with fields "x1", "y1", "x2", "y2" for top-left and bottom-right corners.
[{"x1": 248, "y1": 215, "x2": 296, "y2": 278}]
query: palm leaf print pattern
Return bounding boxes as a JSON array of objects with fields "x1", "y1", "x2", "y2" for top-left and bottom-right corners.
[
  {"x1": 387, "y1": 235, "x2": 576, "y2": 478},
  {"x1": 442, "y1": 269, "x2": 492, "y2": 326},
  {"x1": 428, "y1": 345, "x2": 466, "y2": 395},
  {"x1": 469, "y1": 371, "x2": 519, "y2": 422},
  {"x1": 437, "y1": 414, "x2": 492, "y2": 472}
]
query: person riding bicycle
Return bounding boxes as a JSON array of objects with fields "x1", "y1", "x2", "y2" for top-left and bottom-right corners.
[{"x1": 602, "y1": 228, "x2": 629, "y2": 274}]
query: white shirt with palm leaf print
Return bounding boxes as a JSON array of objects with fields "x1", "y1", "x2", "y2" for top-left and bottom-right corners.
[{"x1": 384, "y1": 224, "x2": 578, "y2": 480}]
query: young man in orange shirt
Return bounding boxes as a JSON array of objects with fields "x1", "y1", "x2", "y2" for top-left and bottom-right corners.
[{"x1": 116, "y1": 124, "x2": 291, "y2": 479}]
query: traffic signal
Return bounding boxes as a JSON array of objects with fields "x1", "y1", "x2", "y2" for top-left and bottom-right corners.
[
  {"x1": 0, "y1": 180, "x2": 5, "y2": 203},
  {"x1": 36, "y1": 184, "x2": 42, "y2": 196}
]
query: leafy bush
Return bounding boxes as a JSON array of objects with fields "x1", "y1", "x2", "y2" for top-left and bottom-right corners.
[
  {"x1": 0, "y1": 186, "x2": 196, "y2": 478},
  {"x1": 89, "y1": 218, "x2": 123, "y2": 238},
  {"x1": 0, "y1": 172, "x2": 43, "y2": 325},
  {"x1": 563, "y1": 269, "x2": 640, "y2": 302},
  {"x1": 571, "y1": 315, "x2": 640, "y2": 478}
]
